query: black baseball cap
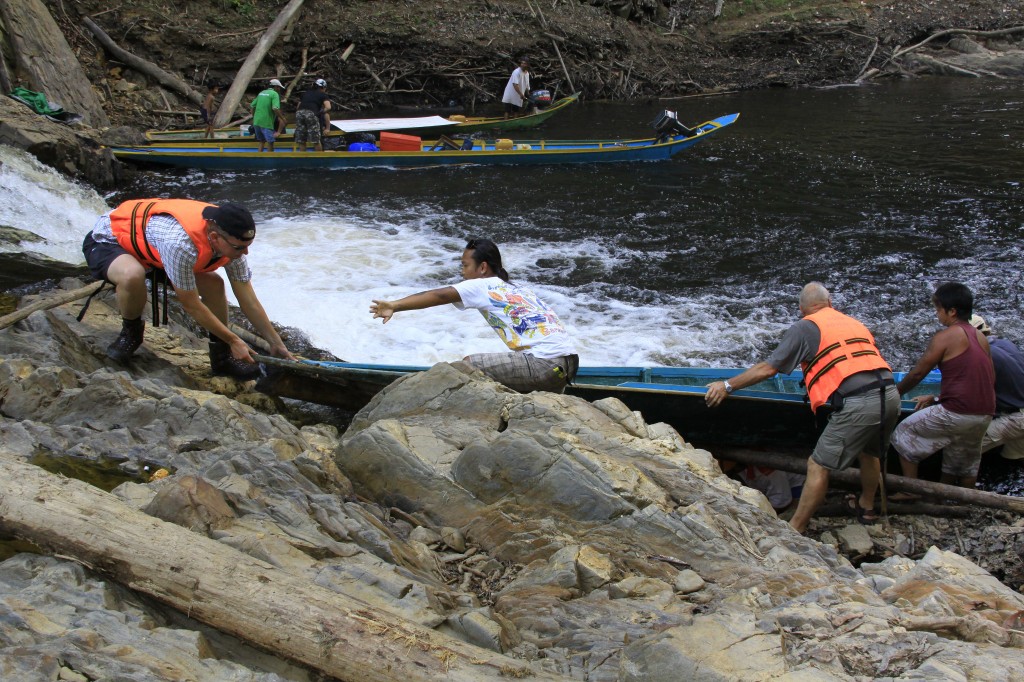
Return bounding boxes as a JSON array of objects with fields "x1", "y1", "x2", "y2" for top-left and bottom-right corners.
[{"x1": 202, "y1": 203, "x2": 256, "y2": 240}]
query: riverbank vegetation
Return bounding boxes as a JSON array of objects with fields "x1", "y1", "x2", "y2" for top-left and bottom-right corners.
[{"x1": 4, "y1": 0, "x2": 1020, "y2": 134}]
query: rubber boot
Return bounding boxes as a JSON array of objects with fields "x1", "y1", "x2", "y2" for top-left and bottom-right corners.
[
  {"x1": 209, "y1": 337, "x2": 261, "y2": 380},
  {"x1": 106, "y1": 317, "x2": 144, "y2": 362}
]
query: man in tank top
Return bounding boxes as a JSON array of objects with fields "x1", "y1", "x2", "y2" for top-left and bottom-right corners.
[
  {"x1": 891, "y1": 282, "x2": 995, "y2": 493},
  {"x1": 970, "y1": 315, "x2": 1024, "y2": 460}
]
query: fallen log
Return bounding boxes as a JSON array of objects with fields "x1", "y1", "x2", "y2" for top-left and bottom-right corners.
[
  {"x1": 717, "y1": 447, "x2": 1024, "y2": 514},
  {"x1": 816, "y1": 501, "x2": 975, "y2": 519},
  {"x1": 82, "y1": 16, "x2": 203, "y2": 106},
  {"x1": 211, "y1": 0, "x2": 308, "y2": 129},
  {"x1": 0, "y1": 455, "x2": 565, "y2": 682},
  {"x1": 0, "y1": 281, "x2": 103, "y2": 331}
]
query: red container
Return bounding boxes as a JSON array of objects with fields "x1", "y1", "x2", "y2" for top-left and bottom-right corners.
[{"x1": 379, "y1": 132, "x2": 422, "y2": 152}]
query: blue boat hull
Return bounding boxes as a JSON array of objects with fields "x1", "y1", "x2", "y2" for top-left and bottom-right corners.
[
  {"x1": 255, "y1": 357, "x2": 940, "y2": 449},
  {"x1": 110, "y1": 113, "x2": 740, "y2": 171}
]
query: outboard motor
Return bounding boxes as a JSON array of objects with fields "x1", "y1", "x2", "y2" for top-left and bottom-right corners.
[
  {"x1": 651, "y1": 110, "x2": 696, "y2": 141},
  {"x1": 528, "y1": 89, "x2": 552, "y2": 107}
]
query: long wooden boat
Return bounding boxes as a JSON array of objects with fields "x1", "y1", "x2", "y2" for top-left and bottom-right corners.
[
  {"x1": 255, "y1": 357, "x2": 941, "y2": 448},
  {"x1": 111, "y1": 113, "x2": 738, "y2": 171},
  {"x1": 144, "y1": 93, "x2": 580, "y2": 142}
]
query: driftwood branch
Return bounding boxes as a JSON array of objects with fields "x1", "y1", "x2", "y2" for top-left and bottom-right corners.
[
  {"x1": 0, "y1": 282, "x2": 103, "y2": 331},
  {"x1": 82, "y1": 16, "x2": 203, "y2": 106},
  {"x1": 0, "y1": 455, "x2": 562, "y2": 682},
  {"x1": 212, "y1": 0, "x2": 308, "y2": 128},
  {"x1": 524, "y1": 0, "x2": 576, "y2": 93},
  {"x1": 717, "y1": 447, "x2": 1024, "y2": 513},
  {"x1": 892, "y1": 25, "x2": 1024, "y2": 60},
  {"x1": 855, "y1": 39, "x2": 879, "y2": 81}
]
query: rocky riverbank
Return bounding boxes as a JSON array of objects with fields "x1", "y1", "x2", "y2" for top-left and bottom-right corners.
[{"x1": 2, "y1": 280, "x2": 1024, "y2": 680}]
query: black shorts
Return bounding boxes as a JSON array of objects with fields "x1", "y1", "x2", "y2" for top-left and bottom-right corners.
[{"x1": 82, "y1": 232, "x2": 131, "y2": 283}]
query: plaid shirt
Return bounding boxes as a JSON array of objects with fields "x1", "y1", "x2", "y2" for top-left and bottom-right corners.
[{"x1": 91, "y1": 212, "x2": 252, "y2": 291}]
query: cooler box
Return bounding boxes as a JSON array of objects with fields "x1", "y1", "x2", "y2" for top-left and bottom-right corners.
[{"x1": 379, "y1": 132, "x2": 422, "y2": 152}]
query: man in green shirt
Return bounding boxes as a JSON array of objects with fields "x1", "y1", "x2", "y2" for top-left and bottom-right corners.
[{"x1": 250, "y1": 79, "x2": 286, "y2": 152}]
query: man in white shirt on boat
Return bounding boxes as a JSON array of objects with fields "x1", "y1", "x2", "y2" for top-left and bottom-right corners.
[{"x1": 502, "y1": 58, "x2": 531, "y2": 119}]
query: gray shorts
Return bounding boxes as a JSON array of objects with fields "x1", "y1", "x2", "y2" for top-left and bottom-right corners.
[
  {"x1": 463, "y1": 352, "x2": 569, "y2": 394},
  {"x1": 891, "y1": 403, "x2": 991, "y2": 477},
  {"x1": 811, "y1": 386, "x2": 900, "y2": 471},
  {"x1": 981, "y1": 409, "x2": 1024, "y2": 460}
]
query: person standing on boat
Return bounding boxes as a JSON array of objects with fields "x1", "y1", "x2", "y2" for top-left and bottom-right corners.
[
  {"x1": 969, "y1": 315, "x2": 1024, "y2": 461},
  {"x1": 890, "y1": 283, "x2": 995, "y2": 493},
  {"x1": 704, "y1": 282, "x2": 900, "y2": 533},
  {"x1": 369, "y1": 238, "x2": 578, "y2": 393},
  {"x1": 250, "y1": 78, "x2": 287, "y2": 152},
  {"x1": 82, "y1": 199, "x2": 295, "y2": 379},
  {"x1": 201, "y1": 81, "x2": 221, "y2": 139},
  {"x1": 501, "y1": 58, "x2": 531, "y2": 119},
  {"x1": 294, "y1": 78, "x2": 332, "y2": 152}
]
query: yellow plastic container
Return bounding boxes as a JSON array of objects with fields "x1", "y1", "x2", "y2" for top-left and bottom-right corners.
[{"x1": 495, "y1": 138, "x2": 513, "y2": 150}]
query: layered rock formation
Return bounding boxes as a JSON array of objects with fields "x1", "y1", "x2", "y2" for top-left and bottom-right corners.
[{"x1": 1, "y1": 282, "x2": 1023, "y2": 680}]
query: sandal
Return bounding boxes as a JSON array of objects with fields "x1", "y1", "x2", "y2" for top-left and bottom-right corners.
[{"x1": 845, "y1": 495, "x2": 880, "y2": 524}]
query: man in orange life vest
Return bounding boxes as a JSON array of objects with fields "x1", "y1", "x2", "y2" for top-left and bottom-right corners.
[
  {"x1": 82, "y1": 199, "x2": 294, "y2": 379},
  {"x1": 704, "y1": 282, "x2": 900, "y2": 533}
]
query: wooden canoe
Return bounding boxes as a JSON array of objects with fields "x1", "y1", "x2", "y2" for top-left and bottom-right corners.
[{"x1": 110, "y1": 113, "x2": 738, "y2": 170}]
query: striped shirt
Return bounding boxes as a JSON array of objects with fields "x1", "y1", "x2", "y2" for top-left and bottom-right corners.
[{"x1": 91, "y1": 212, "x2": 251, "y2": 291}]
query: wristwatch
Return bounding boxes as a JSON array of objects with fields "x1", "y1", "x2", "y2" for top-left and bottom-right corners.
[{"x1": 723, "y1": 380, "x2": 734, "y2": 394}]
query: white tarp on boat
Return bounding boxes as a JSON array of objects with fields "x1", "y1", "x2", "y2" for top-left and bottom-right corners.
[{"x1": 328, "y1": 116, "x2": 454, "y2": 133}]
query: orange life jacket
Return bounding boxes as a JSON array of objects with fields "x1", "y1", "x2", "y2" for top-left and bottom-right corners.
[
  {"x1": 109, "y1": 199, "x2": 229, "y2": 273},
  {"x1": 801, "y1": 307, "x2": 891, "y2": 413}
]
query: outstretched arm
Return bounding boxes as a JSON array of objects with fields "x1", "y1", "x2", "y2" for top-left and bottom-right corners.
[
  {"x1": 370, "y1": 286, "x2": 461, "y2": 324},
  {"x1": 705, "y1": 361, "x2": 779, "y2": 408}
]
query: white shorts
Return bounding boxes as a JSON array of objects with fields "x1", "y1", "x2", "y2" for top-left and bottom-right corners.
[
  {"x1": 981, "y1": 409, "x2": 1024, "y2": 460},
  {"x1": 891, "y1": 403, "x2": 991, "y2": 477}
]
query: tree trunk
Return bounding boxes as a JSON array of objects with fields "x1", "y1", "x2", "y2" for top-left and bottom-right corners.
[
  {"x1": 212, "y1": 0, "x2": 308, "y2": 128},
  {"x1": 0, "y1": 0, "x2": 109, "y2": 127},
  {"x1": 82, "y1": 17, "x2": 203, "y2": 106},
  {"x1": 0, "y1": 455, "x2": 565, "y2": 682},
  {"x1": 716, "y1": 447, "x2": 1024, "y2": 513}
]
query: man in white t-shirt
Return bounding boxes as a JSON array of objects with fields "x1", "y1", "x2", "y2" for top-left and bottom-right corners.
[
  {"x1": 501, "y1": 58, "x2": 531, "y2": 119},
  {"x1": 369, "y1": 238, "x2": 577, "y2": 393}
]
